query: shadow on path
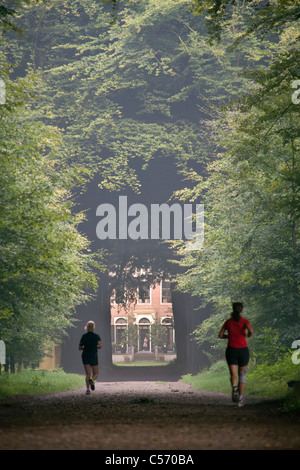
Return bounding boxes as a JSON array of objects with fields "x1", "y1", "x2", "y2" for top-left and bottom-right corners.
[
  {"x1": 99, "y1": 364, "x2": 184, "y2": 382},
  {"x1": 1, "y1": 368, "x2": 300, "y2": 450}
]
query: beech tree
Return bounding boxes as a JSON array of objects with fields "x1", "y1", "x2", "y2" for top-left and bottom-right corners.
[
  {"x1": 175, "y1": 0, "x2": 300, "y2": 360},
  {"x1": 0, "y1": 67, "x2": 102, "y2": 370}
]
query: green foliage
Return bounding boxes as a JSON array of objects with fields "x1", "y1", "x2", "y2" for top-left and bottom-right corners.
[
  {"x1": 174, "y1": 0, "x2": 300, "y2": 355},
  {"x1": 0, "y1": 40, "x2": 104, "y2": 366},
  {"x1": 251, "y1": 327, "x2": 287, "y2": 366},
  {"x1": 120, "y1": 313, "x2": 138, "y2": 349},
  {"x1": 1, "y1": 0, "x2": 299, "y2": 372},
  {"x1": 151, "y1": 313, "x2": 170, "y2": 349},
  {"x1": 9, "y1": 0, "x2": 285, "y2": 310},
  {"x1": 247, "y1": 353, "x2": 300, "y2": 400},
  {"x1": 181, "y1": 355, "x2": 300, "y2": 407},
  {"x1": 207, "y1": 359, "x2": 228, "y2": 374},
  {"x1": 0, "y1": 0, "x2": 43, "y2": 33},
  {"x1": 192, "y1": 0, "x2": 300, "y2": 43},
  {"x1": 7, "y1": 0, "x2": 272, "y2": 190}
]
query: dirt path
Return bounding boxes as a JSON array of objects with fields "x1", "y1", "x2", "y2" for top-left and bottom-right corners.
[{"x1": 0, "y1": 367, "x2": 299, "y2": 451}]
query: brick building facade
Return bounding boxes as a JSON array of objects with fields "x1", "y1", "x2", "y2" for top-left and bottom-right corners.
[{"x1": 111, "y1": 280, "x2": 175, "y2": 359}]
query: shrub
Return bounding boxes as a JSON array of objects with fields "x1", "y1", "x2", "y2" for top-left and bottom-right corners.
[{"x1": 247, "y1": 352, "x2": 300, "y2": 398}]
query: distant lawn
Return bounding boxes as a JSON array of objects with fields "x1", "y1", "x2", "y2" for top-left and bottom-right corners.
[
  {"x1": 114, "y1": 360, "x2": 169, "y2": 367},
  {"x1": 0, "y1": 368, "x2": 84, "y2": 399}
]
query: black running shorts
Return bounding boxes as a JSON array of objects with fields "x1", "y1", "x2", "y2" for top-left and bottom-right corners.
[
  {"x1": 82, "y1": 353, "x2": 98, "y2": 366},
  {"x1": 226, "y1": 346, "x2": 249, "y2": 367}
]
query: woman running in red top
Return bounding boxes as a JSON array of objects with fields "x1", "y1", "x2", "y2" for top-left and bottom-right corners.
[{"x1": 219, "y1": 302, "x2": 253, "y2": 407}]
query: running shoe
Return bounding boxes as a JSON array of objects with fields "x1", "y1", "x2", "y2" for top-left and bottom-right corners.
[
  {"x1": 232, "y1": 386, "x2": 239, "y2": 403},
  {"x1": 86, "y1": 389, "x2": 91, "y2": 395},
  {"x1": 89, "y1": 379, "x2": 95, "y2": 391},
  {"x1": 237, "y1": 397, "x2": 244, "y2": 407}
]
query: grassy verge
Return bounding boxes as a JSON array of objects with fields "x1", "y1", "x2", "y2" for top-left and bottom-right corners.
[
  {"x1": 181, "y1": 356, "x2": 300, "y2": 410},
  {"x1": 181, "y1": 361, "x2": 231, "y2": 394},
  {"x1": 0, "y1": 368, "x2": 84, "y2": 399},
  {"x1": 1, "y1": 358, "x2": 299, "y2": 411}
]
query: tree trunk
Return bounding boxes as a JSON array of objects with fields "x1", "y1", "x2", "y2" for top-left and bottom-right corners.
[
  {"x1": 10, "y1": 353, "x2": 15, "y2": 373},
  {"x1": 291, "y1": 133, "x2": 299, "y2": 321},
  {"x1": 60, "y1": 271, "x2": 113, "y2": 373},
  {"x1": 172, "y1": 287, "x2": 212, "y2": 375},
  {"x1": 96, "y1": 272, "x2": 113, "y2": 371},
  {"x1": 171, "y1": 289, "x2": 189, "y2": 373},
  {"x1": 188, "y1": 295, "x2": 212, "y2": 373}
]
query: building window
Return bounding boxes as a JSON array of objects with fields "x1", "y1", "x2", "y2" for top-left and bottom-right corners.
[
  {"x1": 115, "y1": 318, "x2": 127, "y2": 351},
  {"x1": 111, "y1": 288, "x2": 128, "y2": 305},
  {"x1": 138, "y1": 318, "x2": 151, "y2": 351},
  {"x1": 137, "y1": 284, "x2": 151, "y2": 304},
  {"x1": 161, "y1": 280, "x2": 172, "y2": 303},
  {"x1": 161, "y1": 317, "x2": 174, "y2": 351}
]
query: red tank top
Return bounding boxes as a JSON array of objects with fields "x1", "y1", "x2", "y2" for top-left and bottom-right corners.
[{"x1": 223, "y1": 317, "x2": 249, "y2": 348}]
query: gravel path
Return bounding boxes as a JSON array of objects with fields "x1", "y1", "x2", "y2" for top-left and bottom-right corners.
[{"x1": 1, "y1": 367, "x2": 300, "y2": 451}]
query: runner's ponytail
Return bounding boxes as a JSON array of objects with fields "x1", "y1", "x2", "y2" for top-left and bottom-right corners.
[{"x1": 231, "y1": 302, "x2": 243, "y2": 321}]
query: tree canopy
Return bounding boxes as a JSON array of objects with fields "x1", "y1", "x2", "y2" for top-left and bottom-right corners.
[
  {"x1": 1, "y1": 0, "x2": 299, "y2": 370},
  {"x1": 175, "y1": 0, "x2": 300, "y2": 359}
]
